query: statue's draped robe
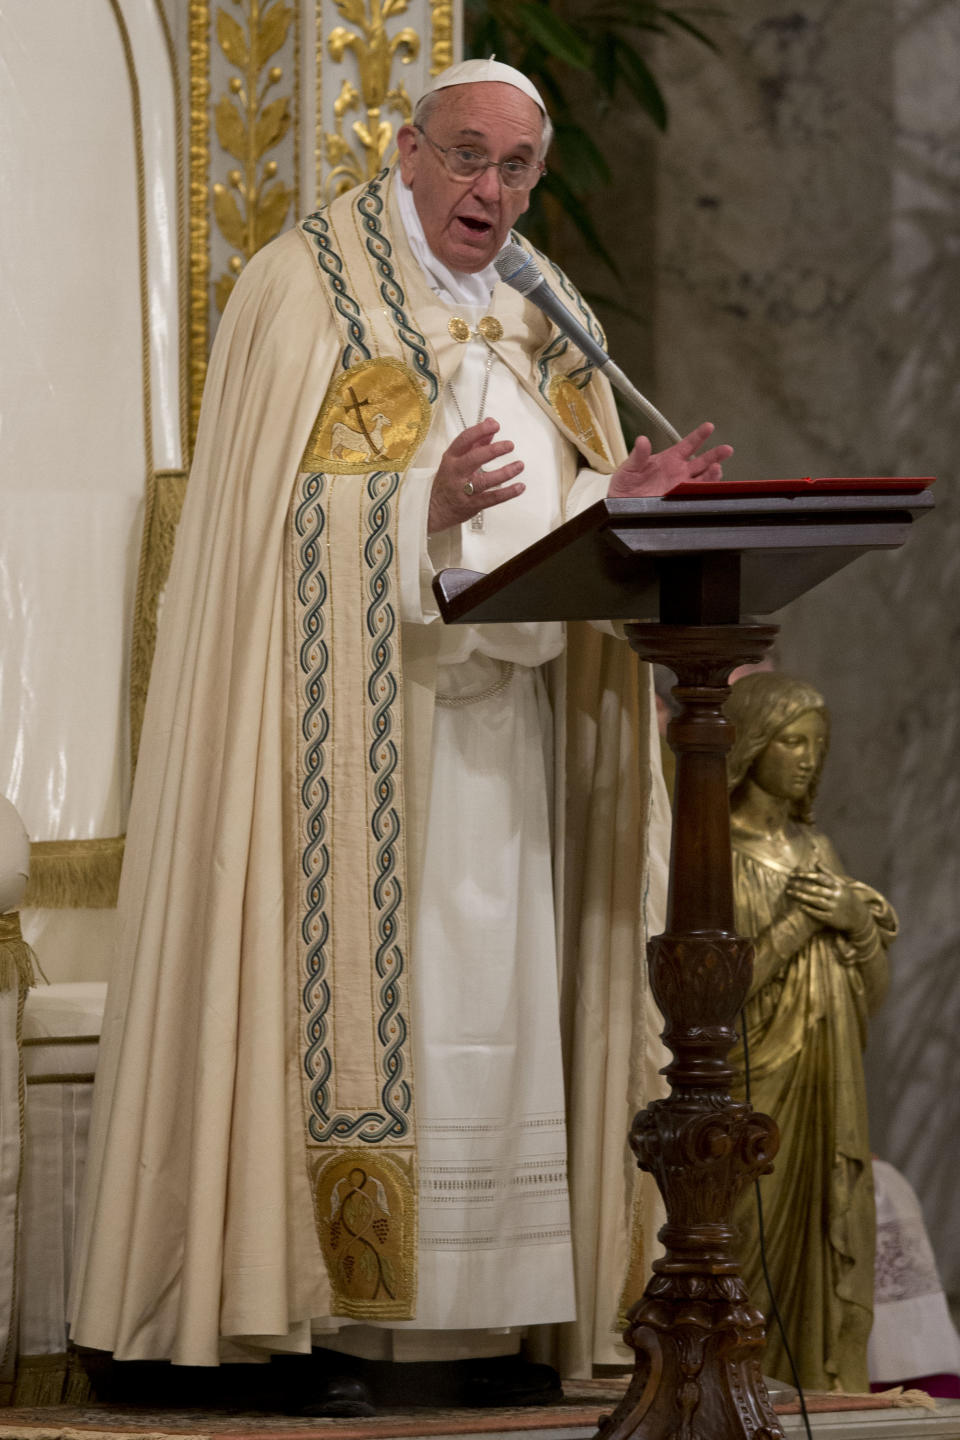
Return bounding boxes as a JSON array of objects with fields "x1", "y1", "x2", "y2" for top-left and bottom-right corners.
[
  {"x1": 68, "y1": 170, "x2": 670, "y2": 1374},
  {"x1": 729, "y1": 829, "x2": 895, "y2": 1392}
]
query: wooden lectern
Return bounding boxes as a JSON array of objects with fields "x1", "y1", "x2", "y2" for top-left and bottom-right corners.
[{"x1": 434, "y1": 483, "x2": 932, "y2": 1440}]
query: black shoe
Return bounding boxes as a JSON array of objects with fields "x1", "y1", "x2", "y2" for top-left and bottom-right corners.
[
  {"x1": 458, "y1": 1356, "x2": 563, "y2": 1408},
  {"x1": 297, "y1": 1373, "x2": 377, "y2": 1418}
]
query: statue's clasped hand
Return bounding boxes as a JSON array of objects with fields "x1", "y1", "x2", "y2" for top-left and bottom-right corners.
[
  {"x1": 606, "y1": 421, "x2": 733, "y2": 499},
  {"x1": 785, "y1": 863, "x2": 871, "y2": 935},
  {"x1": 428, "y1": 417, "x2": 525, "y2": 534}
]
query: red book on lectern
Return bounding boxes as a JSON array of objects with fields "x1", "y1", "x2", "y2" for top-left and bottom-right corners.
[{"x1": 664, "y1": 476, "x2": 935, "y2": 498}]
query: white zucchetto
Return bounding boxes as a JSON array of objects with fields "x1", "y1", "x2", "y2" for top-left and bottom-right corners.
[{"x1": 419, "y1": 58, "x2": 548, "y2": 118}]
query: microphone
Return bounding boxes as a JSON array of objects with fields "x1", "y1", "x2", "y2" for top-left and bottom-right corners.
[{"x1": 493, "y1": 242, "x2": 681, "y2": 445}]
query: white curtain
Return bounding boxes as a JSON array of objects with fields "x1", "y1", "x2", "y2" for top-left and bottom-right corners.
[{"x1": 0, "y1": 0, "x2": 183, "y2": 981}]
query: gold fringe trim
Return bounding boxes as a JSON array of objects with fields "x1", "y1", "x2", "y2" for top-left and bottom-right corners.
[
  {"x1": 616, "y1": 1175, "x2": 649, "y2": 1331},
  {"x1": 8, "y1": 1356, "x2": 68, "y2": 1408},
  {"x1": 5, "y1": 1350, "x2": 97, "y2": 1408},
  {"x1": 0, "y1": 915, "x2": 37, "y2": 992},
  {"x1": 23, "y1": 839, "x2": 124, "y2": 911},
  {"x1": 130, "y1": 469, "x2": 188, "y2": 774}
]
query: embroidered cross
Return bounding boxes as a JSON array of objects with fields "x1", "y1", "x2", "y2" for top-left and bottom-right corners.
[{"x1": 344, "y1": 386, "x2": 384, "y2": 457}]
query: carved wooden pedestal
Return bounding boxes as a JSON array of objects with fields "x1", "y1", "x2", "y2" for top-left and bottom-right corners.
[
  {"x1": 433, "y1": 489, "x2": 931, "y2": 1439},
  {"x1": 597, "y1": 623, "x2": 783, "y2": 1440}
]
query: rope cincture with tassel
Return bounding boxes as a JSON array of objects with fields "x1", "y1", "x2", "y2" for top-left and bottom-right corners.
[
  {"x1": 0, "y1": 912, "x2": 40, "y2": 992},
  {"x1": 864, "y1": 1387, "x2": 939, "y2": 1412},
  {"x1": 778, "y1": 1386, "x2": 942, "y2": 1414}
]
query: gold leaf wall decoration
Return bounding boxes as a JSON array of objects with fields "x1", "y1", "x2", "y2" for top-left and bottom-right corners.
[
  {"x1": 194, "y1": 0, "x2": 455, "y2": 418},
  {"x1": 324, "y1": 0, "x2": 420, "y2": 200},
  {"x1": 429, "y1": 0, "x2": 453, "y2": 75},
  {"x1": 213, "y1": 0, "x2": 296, "y2": 311},
  {"x1": 189, "y1": 0, "x2": 212, "y2": 451}
]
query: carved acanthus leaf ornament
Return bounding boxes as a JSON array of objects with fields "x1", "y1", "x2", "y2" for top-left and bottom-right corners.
[
  {"x1": 213, "y1": 0, "x2": 295, "y2": 311},
  {"x1": 325, "y1": 0, "x2": 420, "y2": 200}
]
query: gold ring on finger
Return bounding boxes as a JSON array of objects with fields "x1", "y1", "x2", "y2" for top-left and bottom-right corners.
[{"x1": 463, "y1": 480, "x2": 476, "y2": 496}]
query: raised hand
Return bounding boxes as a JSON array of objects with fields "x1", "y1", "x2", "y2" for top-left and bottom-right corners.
[
  {"x1": 607, "y1": 421, "x2": 733, "y2": 499},
  {"x1": 428, "y1": 417, "x2": 525, "y2": 534}
]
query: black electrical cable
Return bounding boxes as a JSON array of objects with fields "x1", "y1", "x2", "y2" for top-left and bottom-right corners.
[{"x1": 740, "y1": 1011, "x2": 814, "y2": 1440}]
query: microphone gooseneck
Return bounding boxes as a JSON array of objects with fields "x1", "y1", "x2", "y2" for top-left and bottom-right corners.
[{"x1": 493, "y1": 243, "x2": 681, "y2": 445}]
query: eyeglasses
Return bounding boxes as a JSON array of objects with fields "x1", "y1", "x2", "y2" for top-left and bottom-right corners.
[{"x1": 415, "y1": 126, "x2": 545, "y2": 191}]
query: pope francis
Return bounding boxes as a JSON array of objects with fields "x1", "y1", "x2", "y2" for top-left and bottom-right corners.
[{"x1": 68, "y1": 58, "x2": 731, "y2": 1410}]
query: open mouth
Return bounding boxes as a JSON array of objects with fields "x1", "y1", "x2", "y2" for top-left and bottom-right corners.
[{"x1": 456, "y1": 215, "x2": 493, "y2": 236}]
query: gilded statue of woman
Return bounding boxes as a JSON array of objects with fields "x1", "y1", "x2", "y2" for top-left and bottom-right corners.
[{"x1": 725, "y1": 673, "x2": 897, "y2": 1393}]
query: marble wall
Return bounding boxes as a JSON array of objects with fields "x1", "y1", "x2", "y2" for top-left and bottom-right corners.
[{"x1": 645, "y1": 1, "x2": 960, "y2": 1296}]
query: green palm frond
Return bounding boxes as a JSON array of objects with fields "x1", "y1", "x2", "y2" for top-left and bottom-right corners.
[{"x1": 464, "y1": 2, "x2": 724, "y2": 275}]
